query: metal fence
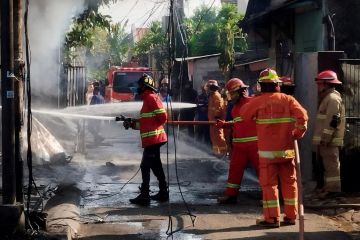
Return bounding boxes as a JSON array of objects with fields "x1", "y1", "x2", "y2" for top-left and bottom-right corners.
[
  {"x1": 340, "y1": 59, "x2": 360, "y2": 148},
  {"x1": 61, "y1": 64, "x2": 87, "y2": 107},
  {"x1": 339, "y1": 59, "x2": 360, "y2": 192}
]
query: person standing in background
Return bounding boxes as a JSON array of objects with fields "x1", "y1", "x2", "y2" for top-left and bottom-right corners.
[
  {"x1": 195, "y1": 84, "x2": 210, "y2": 146},
  {"x1": 312, "y1": 70, "x2": 345, "y2": 198},
  {"x1": 180, "y1": 81, "x2": 198, "y2": 139},
  {"x1": 88, "y1": 84, "x2": 105, "y2": 143},
  {"x1": 207, "y1": 79, "x2": 227, "y2": 157},
  {"x1": 85, "y1": 81, "x2": 95, "y2": 105}
]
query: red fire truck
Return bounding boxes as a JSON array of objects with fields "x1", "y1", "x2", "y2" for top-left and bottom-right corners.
[{"x1": 105, "y1": 66, "x2": 155, "y2": 102}]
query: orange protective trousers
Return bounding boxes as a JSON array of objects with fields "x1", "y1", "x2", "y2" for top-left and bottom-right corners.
[
  {"x1": 259, "y1": 158, "x2": 297, "y2": 222},
  {"x1": 209, "y1": 125, "x2": 227, "y2": 155},
  {"x1": 225, "y1": 142, "x2": 259, "y2": 196}
]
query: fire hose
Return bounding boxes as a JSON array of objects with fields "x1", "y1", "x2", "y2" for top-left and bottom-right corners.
[
  {"x1": 115, "y1": 115, "x2": 216, "y2": 125},
  {"x1": 294, "y1": 140, "x2": 305, "y2": 240}
]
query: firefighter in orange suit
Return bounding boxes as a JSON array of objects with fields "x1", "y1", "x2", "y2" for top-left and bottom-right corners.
[
  {"x1": 312, "y1": 70, "x2": 345, "y2": 197},
  {"x1": 207, "y1": 80, "x2": 227, "y2": 156},
  {"x1": 240, "y1": 68, "x2": 308, "y2": 227},
  {"x1": 216, "y1": 78, "x2": 259, "y2": 204},
  {"x1": 123, "y1": 74, "x2": 168, "y2": 206}
]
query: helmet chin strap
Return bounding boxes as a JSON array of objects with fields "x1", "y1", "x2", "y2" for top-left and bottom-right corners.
[{"x1": 275, "y1": 85, "x2": 281, "y2": 92}]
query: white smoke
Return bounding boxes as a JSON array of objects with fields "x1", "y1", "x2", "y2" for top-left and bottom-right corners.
[{"x1": 28, "y1": 0, "x2": 85, "y2": 100}]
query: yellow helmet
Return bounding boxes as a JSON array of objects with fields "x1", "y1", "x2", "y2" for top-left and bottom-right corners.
[{"x1": 258, "y1": 68, "x2": 282, "y2": 83}]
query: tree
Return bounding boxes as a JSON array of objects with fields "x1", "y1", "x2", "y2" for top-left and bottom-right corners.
[
  {"x1": 184, "y1": 5, "x2": 219, "y2": 56},
  {"x1": 133, "y1": 21, "x2": 168, "y2": 73},
  {"x1": 78, "y1": 22, "x2": 130, "y2": 80},
  {"x1": 218, "y1": 23, "x2": 234, "y2": 81},
  {"x1": 185, "y1": 4, "x2": 247, "y2": 80},
  {"x1": 216, "y1": 3, "x2": 247, "y2": 80},
  {"x1": 184, "y1": 3, "x2": 247, "y2": 80},
  {"x1": 64, "y1": 0, "x2": 120, "y2": 61},
  {"x1": 64, "y1": 0, "x2": 131, "y2": 80},
  {"x1": 108, "y1": 22, "x2": 131, "y2": 66}
]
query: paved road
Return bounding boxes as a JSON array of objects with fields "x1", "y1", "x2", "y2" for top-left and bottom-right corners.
[
  {"x1": 1, "y1": 117, "x2": 359, "y2": 239},
  {"x1": 33, "y1": 119, "x2": 354, "y2": 240}
]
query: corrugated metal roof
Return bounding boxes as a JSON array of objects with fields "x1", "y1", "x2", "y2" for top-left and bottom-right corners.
[
  {"x1": 234, "y1": 58, "x2": 269, "y2": 67},
  {"x1": 175, "y1": 53, "x2": 221, "y2": 62}
]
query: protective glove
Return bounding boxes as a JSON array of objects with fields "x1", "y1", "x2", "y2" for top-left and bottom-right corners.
[
  {"x1": 292, "y1": 128, "x2": 305, "y2": 139},
  {"x1": 215, "y1": 119, "x2": 226, "y2": 128},
  {"x1": 123, "y1": 119, "x2": 135, "y2": 130}
]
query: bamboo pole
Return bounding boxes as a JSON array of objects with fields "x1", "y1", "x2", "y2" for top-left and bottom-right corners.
[{"x1": 294, "y1": 140, "x2": 305, "y2": 240}]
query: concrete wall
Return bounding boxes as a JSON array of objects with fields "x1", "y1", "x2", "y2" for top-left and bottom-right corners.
[
  {"x1": 294, "y1": 52, "x2": 318, "y2": 181},
  {"x1": 295, "y1": 9, "x2": 324, "y2": 52},
  {"x1": 191, "y1": 56, "x2": 222, "y2": 93}
]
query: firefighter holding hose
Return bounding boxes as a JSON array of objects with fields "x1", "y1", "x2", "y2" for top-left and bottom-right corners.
[
  {"x1": 122, "y1": 74, "x2": 169, "y2": 206},
  {"x1": 216, "y1": 78, "x2": 259, "y2": 204}
]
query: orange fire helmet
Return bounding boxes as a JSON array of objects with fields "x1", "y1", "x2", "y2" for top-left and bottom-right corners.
[{"x1": 225, "y1": 78, "x2": 249, "y2": 92}]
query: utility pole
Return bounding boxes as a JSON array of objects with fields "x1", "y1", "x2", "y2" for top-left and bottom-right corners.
[
  {"x1": 1, "y1": 0, "x2": 25, "y2": 235},
  {"x1": 171, "y1": 0, "x2": 189, "y2": 101},
  {"x1": 14, "y1": 0, "x2": 25, "y2": 203},
  {"x1": 1, "y1": 0, "x2": 17, "y2": 205}
]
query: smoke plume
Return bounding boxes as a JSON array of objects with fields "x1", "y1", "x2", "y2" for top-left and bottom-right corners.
[{"x1": 28, "y1": 0, "x2": 85, "y2": 104}]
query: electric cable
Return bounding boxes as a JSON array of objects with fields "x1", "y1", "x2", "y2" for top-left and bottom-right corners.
[
  {"x1": 24, "y1": 0, "x2": 46, "y2": 232},
  {"x1": 164, "y1": 1, "x2": 175, "y2": 237},
  {"x1": 192, "y1": 0, "x2": 217, "y2": 35},
  {"x1": 164, "y1": 1, "x2": 198, "y2": 238},
  {"x1": 118, "y1": 0, "x2": 140, "y2": 25}
]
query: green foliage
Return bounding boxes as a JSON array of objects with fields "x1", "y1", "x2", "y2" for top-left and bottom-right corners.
[
  {"x1": 108, "y1": 22, "x2": 131, "y2": 65},
  {"x1": 64, "y1": 10, "x2": 111, "y2": 52},
  {"x1": 217, "y1": 4, "x2": 246, "y2": 79},
  {"x1": 133, "y1": 21, "x2": 168, "y2": 72},
  {"x1": 185, "y1": 5, "x2": 219, "y2": 56},
  {"x1": 183, "y1": 3, "x2": 247, "y2": 80},
  {"x1": 64, "y1": 0, "x2": 130, "y2": 80},
  {"x1": 184, "y1": 3, "x2": 247, "y2": 79},
  {"x1": 64, "y1": 0, "x2": 121, "y2": 58},
  {"x1": 218, "y1": 23, "x2": 234, "y2": 73},
  {"x1": 189, "y1": 25, "x2": 220, "y2": 56},
  {"x1": 85, "y1": 22, "x2": 130, "y2": 80}
]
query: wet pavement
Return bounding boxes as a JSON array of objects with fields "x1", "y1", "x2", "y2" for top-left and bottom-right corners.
[{"x1": 1, "y1": 117, "x2": 360, "y2": 239}]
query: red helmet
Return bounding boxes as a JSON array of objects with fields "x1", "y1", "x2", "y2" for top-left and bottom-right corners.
[
  {"x1": 258, "y1": 68, "x2": 282, "y2": 83},
  {"x1": 315, "y1": 70, "x2": 342, "y2": 84},
  {"x1": 279, "y1": 76, "x2": 295, "y2": 86},
  {"x1": 225, "y1": 78, "x2": 248, "y2": 92}
]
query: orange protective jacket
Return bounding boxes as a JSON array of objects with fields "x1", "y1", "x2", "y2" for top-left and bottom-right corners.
[
  {"x1": 231, "y1": 97, "x2": 257, "y2": 146},
  {"x1": 208, "y1": 91, "x2": 227, "y2": 154},
  {"x1": 208, "y1": 91, "x2": 226, "y2": 121},
  {"x1": 240, "y1": 93, "x2": 308, "y2": 162},
  {"x1": 137, "y1": 90, "x2": 168, "y2": 148}
]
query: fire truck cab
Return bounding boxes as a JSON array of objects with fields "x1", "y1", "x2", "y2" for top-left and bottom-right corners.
[{"x1": 105, "y1": 66, "x2": 154, "y2": 102}]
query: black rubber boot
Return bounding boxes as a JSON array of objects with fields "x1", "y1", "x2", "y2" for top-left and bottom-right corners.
[
  {"x1": 217, "y1": 195, "x2": 237, "y2": 204},
  {"x1": 151, "y1": 189, "x2": 169, "y2": 202},
  {"x1": 130, "y1": 187, "x2": 150, "y2": 206},
  {"x1": 151, "y1": 182, "x2": 169, "y2": 202}
]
